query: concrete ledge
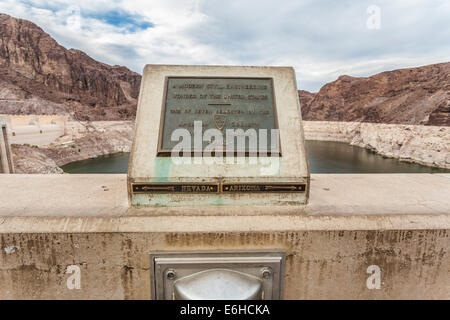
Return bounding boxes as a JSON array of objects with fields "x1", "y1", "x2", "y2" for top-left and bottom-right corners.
[
  {"x1": 0, "y1": 214, "x2": 449, "y2": 233},
  {"x1": 0, "y1": 174, "x2": 449, "y2": 217}
]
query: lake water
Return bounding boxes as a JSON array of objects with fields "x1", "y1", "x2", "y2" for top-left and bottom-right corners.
[{"x1": 61, "y1": 140, "x2": 449, "y2": 174}]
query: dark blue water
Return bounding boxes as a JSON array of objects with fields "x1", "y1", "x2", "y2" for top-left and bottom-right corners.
[{"x1": 61, "y1": 141, "x2": 449, "y2": 174}]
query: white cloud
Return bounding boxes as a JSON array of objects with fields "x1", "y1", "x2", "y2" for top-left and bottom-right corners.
[{"x1": 0, "y1": 0, "x2": 449, "y2": 91}]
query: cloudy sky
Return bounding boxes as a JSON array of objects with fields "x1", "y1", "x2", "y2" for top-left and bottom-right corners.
[{"x1": 1, "y1": 0, "x2": 449, "y2": 91}]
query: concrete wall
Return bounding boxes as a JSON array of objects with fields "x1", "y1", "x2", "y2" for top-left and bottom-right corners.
[
  {"x1": 0, "y1": 228, "x2": 448, "y2": 299},
  {"x1": 0, "y1": 115, "x2": 67, "y2": 146},
  {"x1": 0, "y1": 115, "x2": 68, "y2": 126},
  {"x1": 0, "y1": 174, "x2": 448, "y2": 299}
]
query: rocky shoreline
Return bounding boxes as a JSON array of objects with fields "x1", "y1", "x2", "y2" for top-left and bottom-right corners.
[
  {"x1": 11, "y1": 121, "x2": 134, "y2": 173},
  {"x1": 303, "y1": 121, "x2": 450, "y2": 169},
  {"x1": 10, "y1": 120, "x2": 450, "y2": 173}
]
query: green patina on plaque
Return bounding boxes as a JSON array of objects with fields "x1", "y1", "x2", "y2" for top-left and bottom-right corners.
[{"x1": 158, "y1": 77, "x2": 279, "y2": 154}]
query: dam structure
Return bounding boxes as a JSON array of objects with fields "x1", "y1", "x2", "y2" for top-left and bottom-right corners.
[
  {"x1": 0, "y1": 173, "x2": 448, "y2": 299},
  {"x1": 0, "y1": 65, "x2": 448, "y2": 300},
  {"x1": 0, "y1": 115, "x2": 67, "y2": 147}
]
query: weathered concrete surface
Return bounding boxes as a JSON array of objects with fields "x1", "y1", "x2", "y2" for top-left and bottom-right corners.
[
  {"x1": 0, "y1": 230, "x2": 448, "y2": 299},
  {"x1": 0, "y1": 174, "x2": 449, "y2": 216},
  {"x1": 0, "y1": 174, "x2": 448, "y2": 299},
  {"x1": 303, "y1": 121, "x2": 450, "y2": 169}
]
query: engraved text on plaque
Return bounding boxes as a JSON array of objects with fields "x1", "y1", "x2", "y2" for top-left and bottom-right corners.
[{"x1": 158, "y1": 77, "x2": 279, "y2": 155}]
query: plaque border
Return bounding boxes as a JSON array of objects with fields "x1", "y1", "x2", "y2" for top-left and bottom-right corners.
[
  {"x1": 221, "y1": 182, "x2": 307, "y2": 193},
  {"x1": 131, "y1": 182, "x2": 220, "y2": 194},
  {"x1": 131, "y1": 182, "x2": 307, "y2": 194},
  {"x1": 157, "y1": 76, "x2": 281, "y2": 156}
]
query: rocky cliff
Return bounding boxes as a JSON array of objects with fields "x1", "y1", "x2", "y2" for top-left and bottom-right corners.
[
  {"x1": 303, "y1": 121, "x2": 450, "y2": 169},
  {"x1": 299, "y1": 63, "x2": 450, "y2": 126},
  {"x1": 0, "y1": 13, "x2": 141, "y2": 120},
  {"x1": 1, "y1": 12, "x2": 449, "y2": 127}
]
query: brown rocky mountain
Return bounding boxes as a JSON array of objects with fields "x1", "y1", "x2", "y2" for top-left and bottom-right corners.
[
  {"x1": 0, "y1": 13, "x2": 140, "y2": 120},
  {"x1": 1, "y1": 13, "x2": 448, "y2": 126},
  {"x1": 299, "y1": 62, "x2": 450, "y2": 126}
]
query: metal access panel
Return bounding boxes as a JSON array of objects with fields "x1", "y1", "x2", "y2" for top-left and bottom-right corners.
[{"x1": 150, "y1": 251, "x2": 285, "y2": 300}]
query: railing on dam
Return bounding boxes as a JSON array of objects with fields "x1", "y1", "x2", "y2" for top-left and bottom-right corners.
[{"x1": 0, "y1": 124, "x2": 14, "y2": 173}]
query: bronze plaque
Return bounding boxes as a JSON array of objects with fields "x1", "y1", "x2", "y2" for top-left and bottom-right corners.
[
  {"x1": 222, "y1": 183, "x2": 306, "y2": 193},
  {"x1": 158, "y1": 77, "x2": 279, "y2": 155},
  {"x1": 132, "y1": 183, "x2": 219, "y2": 194},
  {"x1": 131, "y1": 182, "x2": 306, "y2": 194}
]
